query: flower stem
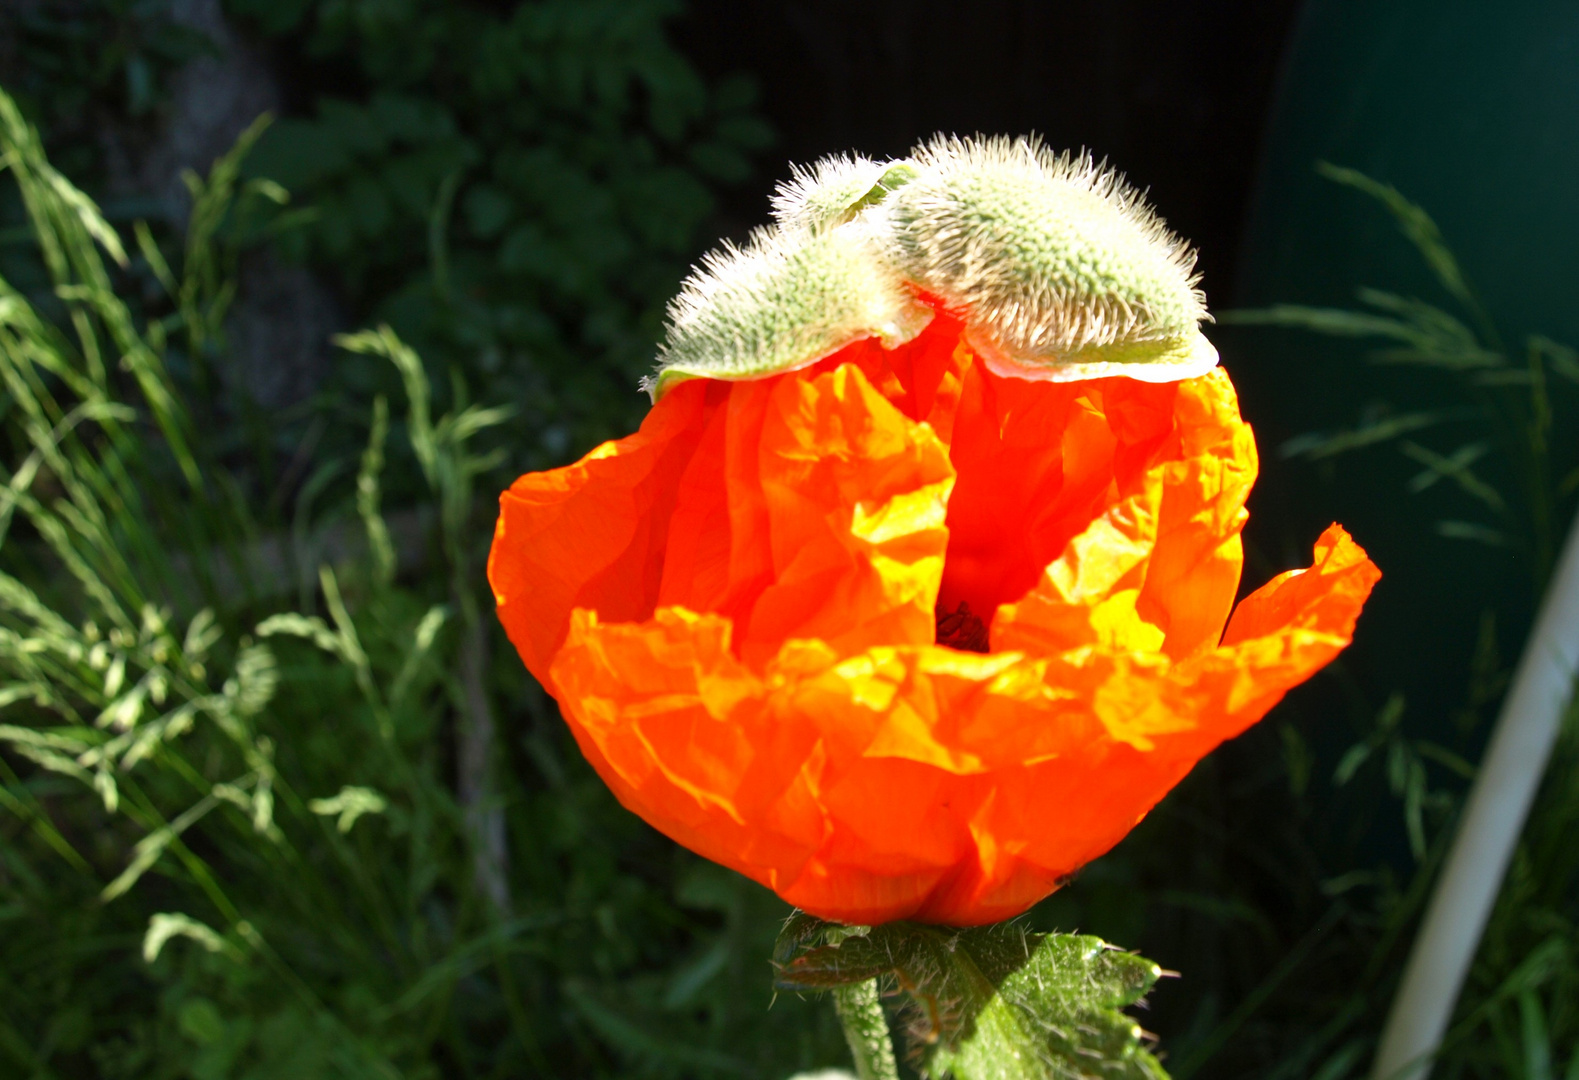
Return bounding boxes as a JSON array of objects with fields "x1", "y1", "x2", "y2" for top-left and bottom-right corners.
[{"x1": 833, "y1": 978, "x2": 898, "y2": 1080}]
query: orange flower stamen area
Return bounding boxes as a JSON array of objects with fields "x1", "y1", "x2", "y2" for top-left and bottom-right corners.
[{"x1": 487, "y1": 306, "x2": 1380, "y2": 926}]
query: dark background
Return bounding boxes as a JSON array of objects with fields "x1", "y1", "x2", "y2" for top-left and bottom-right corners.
[{"x1": 676, "y1": 0, "x2": 1302, "y2": 308}]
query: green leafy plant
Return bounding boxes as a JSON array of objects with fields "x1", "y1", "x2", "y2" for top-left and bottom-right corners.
[
  {"x1": 0, "y1": 0, "x2": 211, "y2": 180},
  {"x1": 228, "y1": 0, "x2": 774, "y2": 461},
  {"x1": 9, "y1": 7, "x2": 1579, "y2": 1073}
]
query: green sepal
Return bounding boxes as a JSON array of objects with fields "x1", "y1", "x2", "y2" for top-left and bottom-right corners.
[
  {"x1": 651, "y1": 137, "x2": 1218, "y2": 400},
  {"x1": 774, "y1": 915, "x2": 1169, "y2": 1080},
  {"x1": 644, "y1": 224, "x2": 933, "y2": 401},
  {"x1": 840, "y1": 162, "x2": 921, "y2": 224}
]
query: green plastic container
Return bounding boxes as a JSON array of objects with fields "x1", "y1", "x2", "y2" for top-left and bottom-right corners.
[{"x1": 1224, "y1": 0, "x2": 1579, "y2": 749}]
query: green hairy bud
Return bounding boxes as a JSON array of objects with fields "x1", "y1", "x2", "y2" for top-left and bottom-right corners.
[
  {"x1": 644, "y1": 221, "x2": 934, "y2": 400},
  {"x1": 647, "y1": 134, "x2": 1216, "y2": 399}
]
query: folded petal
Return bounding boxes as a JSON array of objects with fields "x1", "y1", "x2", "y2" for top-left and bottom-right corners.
[
  {"x1": 492, "y1": 357, "x2": 954, "y2": 683},
  {"x1": 990, "y1": 369, "x2": 1256, "y2": 657},
  {"x1": 733, "y1": 362, "x2": 956, "y2": 664},
  {"x1": 549, "y1": 606, "x2": 808, "y2": 880},
  {"x1": 489, "y1": 379, "x2": 719, "y2": 685},
  {"x1": 1132, "y1": 368, "x2": 1258, "y2": 658},
  {"x1": 655, "y1": 361, "x2": 956, "y2": 666},
  {"x1": 1221, "y1": 523, "x2": 1380, "y2": 648},
  {"x1": 938, "y1": 364, "x2": 1160, "y2": 621}
]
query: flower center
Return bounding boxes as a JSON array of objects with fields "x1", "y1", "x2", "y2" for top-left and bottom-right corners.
[{"x1": 935, "y1": 601, "x2": 990, "y2": 653}]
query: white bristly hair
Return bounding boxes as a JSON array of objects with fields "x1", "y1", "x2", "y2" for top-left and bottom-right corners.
[
  {"x1": 879, "y1": 135, "x2": 1208, "y2": 363},
  {"x1": 769, "y1": 152, "x2": 894, "y2": 233},
  {"x1": 646, "y1": 134, "x2": 1218, "y2": 397},
  {"x1": 645, "y1": 220, "x2": 932, "y2": 398}
]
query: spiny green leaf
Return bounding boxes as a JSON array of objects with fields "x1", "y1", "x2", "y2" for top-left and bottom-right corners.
[
  {"x1": 654, "y1": 137, "x2": 1219, "y2": 397},
  {"x1": 775, "y1": 918, "x2": 1167, "y2": 1080},
  {"x1": 883, "y1": 138, "x2": 1211, "y2": 380},
  {"x1": 649, "y1": 221, "x2": 931, "y2": 399}
]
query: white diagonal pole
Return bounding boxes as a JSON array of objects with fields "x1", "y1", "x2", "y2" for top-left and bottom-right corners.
[{"x1": 1372, "y1": 511, "x2": 1579, "y2": 1080}]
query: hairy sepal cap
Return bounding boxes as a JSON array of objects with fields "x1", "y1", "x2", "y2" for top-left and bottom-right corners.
[
  {"x1": 647, "y1": 135, "x2": 1216, "y2": 400},
  {"x1": 644, "y1": 222, "x2": 934, "y2": 400},
  {"x1": 883, "y1": 136, "x2": 1215, "y2": 383}
]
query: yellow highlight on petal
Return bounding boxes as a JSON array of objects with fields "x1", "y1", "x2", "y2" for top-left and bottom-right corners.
[{"x1": 1089, "y1": 590, "x2": 1166, "y2": 652}]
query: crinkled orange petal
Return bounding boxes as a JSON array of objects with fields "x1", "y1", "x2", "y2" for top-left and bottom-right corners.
[
  {"x1": 723, "y1": 362, "x2": 954, "y2": 665},
  {"x1": 938, "y1": 360, "x2": 1162, "y2": 623},
  {"x1": 1132, "y1": 368, "x2": 1259, "y2": 658},
  {"x1": 488, "y1": 378, "x2": 719, "y2": 686},
  {"x1": 551, "y1": 522, "x2": 1377, "y2": 926},
  {"x1": 1221, "y1": 523, "x2": 1380, "y2": 649},
  {"x1": 992, "y1": 368, "x2": 1257, "y2": 658},
  {"x1": 491, "y1": 357, "x2": 953, "y2": 684}
]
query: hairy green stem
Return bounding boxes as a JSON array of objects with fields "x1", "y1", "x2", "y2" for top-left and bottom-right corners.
[{"x1": 834, "y1": 978, "x2": 898, "y2": 1080}]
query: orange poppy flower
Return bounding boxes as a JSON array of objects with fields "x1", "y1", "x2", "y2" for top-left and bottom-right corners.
[{"x1": 488, "y1": 303, "x2": 1379, "y2": 927}]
